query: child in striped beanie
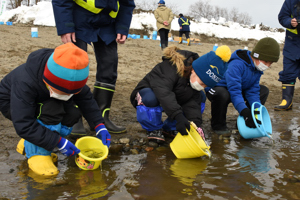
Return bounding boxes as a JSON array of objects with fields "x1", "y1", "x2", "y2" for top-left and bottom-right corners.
[
  {"x1": 43, "y1": 42, "x2": 90, "y2": 98},
  {"x1": 0, "y1": 43, "x2": 111, "y2": 176}
]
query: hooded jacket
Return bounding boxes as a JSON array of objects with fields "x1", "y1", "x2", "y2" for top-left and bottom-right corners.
[
  {"x1": 0, "y1": 49, "x2": 104, "y2": 151},
  {"x1": 278, "y1": 0, "x2": 300, "y2": 60},
  {"x1": 154, "y1": 5, "x2": 174, "y2": 31},
  {"x1": 52, "y1": 0, "x2": 135, "y2": 45},
  {"x1": 217, "y1": 50, "x2": 263, "y2": 113},
  {"x1": 130, "y1": 47, "x2": 203, "y2": 126}
]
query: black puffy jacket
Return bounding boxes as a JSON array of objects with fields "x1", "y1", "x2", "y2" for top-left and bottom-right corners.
[{"x1": 130, "y1": 49, "x2": 203, "y2": 127}]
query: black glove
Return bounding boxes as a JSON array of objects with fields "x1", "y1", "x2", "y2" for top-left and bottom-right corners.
[
  {"x1": 175, "y1": 113, "x2": 190, "y2": 135},
  {"x1": 240, "y1": 108, "x2": 256, "y2": 128}
]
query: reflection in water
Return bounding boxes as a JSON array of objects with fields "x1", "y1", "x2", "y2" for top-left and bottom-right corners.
[
  {"x1": 237, "y1": 146, "x2": 272, "y2": 173},
  {"x1": 76, "y1": 170, "x2": 108, "y2": 200},
  {"x1": 170, "y1": 158, "x2": 209, "y2": 186},
  {"x1": 10, "y1": 114, "x2": 300, "y2": 200}
]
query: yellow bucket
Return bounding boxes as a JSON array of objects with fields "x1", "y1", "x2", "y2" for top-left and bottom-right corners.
[
  {"x1": 170, "y1": 123, "x2": 211, "y2": 159},
  {"x1": 75, "y1": 136, "x2": 109, "y2": 170},
  {"x1": 170, "y1": 158, "x2": 209, "y2": 186}
]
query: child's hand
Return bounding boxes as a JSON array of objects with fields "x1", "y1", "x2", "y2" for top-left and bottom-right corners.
[
  {"x1": 95, "y1": 123, "x2": 111, "y2": 147},
  {"x1": 57, "y1": 137, "x2": 80, "y2": 156}
]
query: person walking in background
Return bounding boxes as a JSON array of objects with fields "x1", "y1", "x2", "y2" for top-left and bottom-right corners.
[
  {"x1": 178, "y1": 13, "x2": 191, "y2": 46},
  {"x1": 274, "y1": 0, "x2": 300, "y2": 111},
  {"x1": 0, "y1": 43, "x2": 111, "y2": 176},
  {"x1": 206, "y1": 37, "x2": 280, "y2": 135},
  {"x1": 154, "y1": 0, "x2": 174, "y2": 50},
  {"x1": 130, "y1": 45, "x2": 231, "y2": 143},
  {"x1": 52, "y1": 0, "x2": 135, "y2": 135}
]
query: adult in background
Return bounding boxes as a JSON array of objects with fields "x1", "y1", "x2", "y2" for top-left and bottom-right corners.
[
  {"x1": 178, "y1": 13, "x2": 191, "y2": 46},
  {"x1": 275, "y1": 0, "x2": 300, "y2": 111},
  {"x1": 0, "y1": 43, "x2": 110, "y2": 176},
  {"x1": 130, "y1": 45, "x2": 231, "y2": 143},
  {"x1": 206, "y1": 37, "x2": 280, "y2": 135},
  {"x1": 154, "y1": 0, "x2": 174, "y2": 50},
  {"x1": 52, "y1": 0, "x2": 135, "y2": 135}
]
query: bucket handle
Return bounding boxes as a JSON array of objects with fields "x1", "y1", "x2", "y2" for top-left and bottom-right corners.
[{"x1": 251, "y1": 102, "x2": 271, "y2": 138}]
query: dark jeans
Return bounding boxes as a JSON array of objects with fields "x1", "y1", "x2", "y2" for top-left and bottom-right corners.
[
  {"x1": 179, "y1": 31, "x2": 190, "y2": 39},
  {"x1": 158, "y1": 28, "x2": 169, "y2": 49},
  {"x1": 74, "y1": 38, "x2": 118, "y2": 85},
  {"x1": 138, "y1": 88, "x2": 206, "y2": 108},
  {"x1": 206, "y1": 85, "x2": 269, "y2": 130}
]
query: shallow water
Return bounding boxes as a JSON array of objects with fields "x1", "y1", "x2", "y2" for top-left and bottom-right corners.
[{"x1": 1, "y1": 108, "x2": 300, "y2": 200}]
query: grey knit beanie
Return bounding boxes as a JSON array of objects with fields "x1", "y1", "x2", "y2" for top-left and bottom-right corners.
[{"x1": 251, "y1": 37, "x2": 280, "y2": 62}]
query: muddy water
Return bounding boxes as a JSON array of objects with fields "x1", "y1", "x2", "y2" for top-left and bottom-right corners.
[{"x1": 1, "y1": 106, "x2": 300, "y2": 200}]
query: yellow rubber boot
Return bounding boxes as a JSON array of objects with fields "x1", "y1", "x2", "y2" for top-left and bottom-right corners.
[
  {"x1": 28, "y1": 155, "x2": 59, "y2": 176},
  {"x1": 16, "y1": 139, "x2": 25, "y2": 155},
  {"x1": 187, "y1": 38, "x2": 190, "y2": 46},
  {"x1": 17, "y1": 139, "x2": 58, "y2": 163},
  {"x1": 51, "y1": 153, "x2": 58, "y2": 163},
  {"x1": 274, "y1": 84, "x2": 294, "y2": 111},
  {"x1": 179, "y1": 37, "x2": 182, "y2": 44}
]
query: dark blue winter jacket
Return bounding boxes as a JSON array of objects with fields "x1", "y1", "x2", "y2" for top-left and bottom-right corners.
[
  {"x1": 52, "y1": 0, "x2": 135, "y2": 45},
  {"x1": 217, "y1": 50, "x2": 263, "y2": 113},
  {"x1": 178, "y1": 16, "x2": 190, "y2": 32},
  {"x1": 0, "y1": 49, "x2": 104, "y2": 151},
  {"x1": 278, "y1": 0, "x2": 300, "y2": 60}
]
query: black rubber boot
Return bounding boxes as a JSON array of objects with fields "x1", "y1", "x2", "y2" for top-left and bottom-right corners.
[
  {"x1": 93, "y1": 82, "x2": 126, "y2": 134},
  {"x1": 71, "y1": 117, "x2": 86, "y2": 136},
  {"x1": 274, "y1": 84, "x2": 294, "y2": 111}
]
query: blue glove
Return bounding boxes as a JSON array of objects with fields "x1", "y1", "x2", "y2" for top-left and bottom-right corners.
[
  {"x1": 57, "y1": 137, "x2": 80, "y2": 156},
  {"x1": 95, "y1": 123, "x2": 111, "y2": 147}
]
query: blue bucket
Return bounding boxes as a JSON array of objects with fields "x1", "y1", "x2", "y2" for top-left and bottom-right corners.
[
  {"x1": 237, "y1": 102, "x2": 272, "y2": 139},
  {"x1": 152, "y1": 31, "x2": 157, "y2": 40}
]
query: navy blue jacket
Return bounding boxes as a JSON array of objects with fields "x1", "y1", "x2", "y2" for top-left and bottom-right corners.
[
  {"x1": 217, "y1": 50, "x2": 263, "y2": 113},
  {"x1": 52, "y1": 0, "x2": 135, "y2": 45},
  {"x1": 0, "y1": 49, "x2": 104, "y2": 151},
  {"x1": 178, "y1": 16, "x2": 190, "y2": 32},
  {"x1": 278, "y1": 0, "x2": 300, "y2": 60}
]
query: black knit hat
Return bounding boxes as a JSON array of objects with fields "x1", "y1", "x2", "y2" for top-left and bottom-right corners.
[{"x1": 251, "y1": 37, "x2": 280, "y2": 62}]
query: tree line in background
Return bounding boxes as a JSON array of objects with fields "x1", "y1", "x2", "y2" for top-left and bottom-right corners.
[
  {"x1": 7, "y1": 0, "x2": 251, "y2": 25},
  {"x1": 135, "y1": 0, "x2": 252, "y2": 25},
  {"x1": 8, "y1": 0, "x2": 41, "y2": 9}
]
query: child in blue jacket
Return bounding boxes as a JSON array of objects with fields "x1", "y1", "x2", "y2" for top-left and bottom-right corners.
[{"x1": 206, "y1": 37, "x2": 280, "y2": 135}]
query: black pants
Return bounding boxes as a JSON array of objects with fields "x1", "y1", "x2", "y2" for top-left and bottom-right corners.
[
  {"x1": 158, "y1": 28, "x2": 169, "y2": 49},
  {"x1": 2, "y1": 99, "x2": 81, "y2": 127},
  {"x1": 206, "y1": 85, "x2": 269, "y2": 130},
  {"x1": 179, "y1": 31, "x2": 190, "y2": 39},
  {"x1": 74, "y1": 38, "x2": 118, "y2": 85},
  {"x1": 36, "y1": 99, "x2": 82, "y2": 127}
]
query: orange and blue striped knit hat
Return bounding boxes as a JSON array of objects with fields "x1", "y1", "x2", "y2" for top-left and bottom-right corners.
[{"x1": 43, "y1": 43, "x2": 89, "y2": 94}]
